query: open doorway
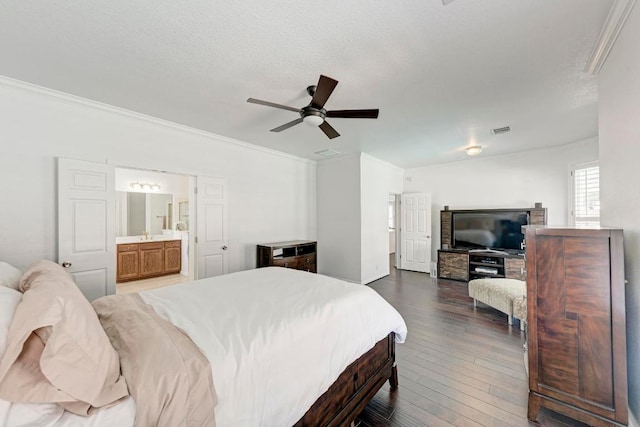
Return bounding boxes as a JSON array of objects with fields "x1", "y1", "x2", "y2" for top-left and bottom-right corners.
[
  {"x1": 388, "y1": 194, "x2": 399, "y2": 270},
  {"x1": 114, "y1": 167, "x2": 195, "y2": 294}
]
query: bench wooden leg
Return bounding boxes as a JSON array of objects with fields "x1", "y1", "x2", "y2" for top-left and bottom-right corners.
[{"x1": 473, "y1": 298, "x2": 477, "y2": 307}]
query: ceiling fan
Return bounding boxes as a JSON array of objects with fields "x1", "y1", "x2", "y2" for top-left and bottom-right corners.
[{"x1": 247, "y1": 75, "x2": 379, "y2": 139}]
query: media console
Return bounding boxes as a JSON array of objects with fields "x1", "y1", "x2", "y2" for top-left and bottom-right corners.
[
  {"x1": 438, "y1": 249, "x2": 526, "y2": 282},
  {"x1": 437, "y1": 204, "x2": 546, "y2": 282}
]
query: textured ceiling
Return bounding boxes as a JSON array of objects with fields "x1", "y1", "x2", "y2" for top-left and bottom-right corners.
[{"x1": 0, "y1": 0, "x2": 612, "y2": 167}]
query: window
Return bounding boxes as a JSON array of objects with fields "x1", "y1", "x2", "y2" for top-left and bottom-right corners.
[{"x1": 571, "y1": 162, "x2": 600, "y2": 227}]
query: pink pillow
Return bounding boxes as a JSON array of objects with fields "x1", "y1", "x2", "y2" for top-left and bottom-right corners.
[{"x1": 0, "y1": 260, "x2": 128, "y2": 414}]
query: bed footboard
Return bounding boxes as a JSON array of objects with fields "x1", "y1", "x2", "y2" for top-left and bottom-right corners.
[{"x1": 294, "y1": 332, "x2": 397, "y2": 427}]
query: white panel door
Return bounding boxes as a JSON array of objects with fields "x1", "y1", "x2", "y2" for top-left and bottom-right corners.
[
  {"x1": 196, "y1": 176, "x2": 228, "y2": 279},
  {"x1": 58, "y1": 158, "x2": 115, "y2": 300},
  {"x1": 400, "y1": 193, "x2": 431, "y2": 273}
]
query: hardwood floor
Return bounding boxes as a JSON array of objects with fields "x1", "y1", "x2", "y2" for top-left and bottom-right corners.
[{"x1": 359, "y1": 262, "x2": 588, "y2": 427}]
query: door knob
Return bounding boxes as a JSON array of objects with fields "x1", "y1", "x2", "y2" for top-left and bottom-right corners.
[
  {"x1": 222, "y1": 245, "x2": 228, "y2": 250},
  {"x1": 61, "y1": 262, "x2": 72, "y2": 268}
]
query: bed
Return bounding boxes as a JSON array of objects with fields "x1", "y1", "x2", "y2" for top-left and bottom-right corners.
[{"x1": 0, "y1": 261, "x2": 407, "y2": 426}]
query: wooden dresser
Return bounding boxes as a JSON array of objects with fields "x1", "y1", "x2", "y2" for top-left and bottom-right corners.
[
  {"x1": 257, "y1": 240, "x2": 317, "y2": 273},
  {"x1": 524, "y1": 226, "x2": 628, "y2": 426}
]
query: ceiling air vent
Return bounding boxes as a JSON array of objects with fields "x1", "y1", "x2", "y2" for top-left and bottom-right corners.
[
  {"x1": 314, "y1": 149, "x2": 340, "y2": 157},
  {"x1": 491, "y1": 126, "x2": 511, "y2": 135}
]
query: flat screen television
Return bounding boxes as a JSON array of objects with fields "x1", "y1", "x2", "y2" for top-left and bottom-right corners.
[{"x1": 452, "y1": 210, "x2": 529, "y2": 253}]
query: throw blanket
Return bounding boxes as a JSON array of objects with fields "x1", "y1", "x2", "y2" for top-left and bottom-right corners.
[{"x1": 93, "y1": 294, "x2": 217, "y2": 427}]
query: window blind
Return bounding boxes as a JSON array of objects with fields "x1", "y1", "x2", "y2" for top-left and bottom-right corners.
[{"x1": 573, "y1": 164, "x2": 600, "y2": 227}]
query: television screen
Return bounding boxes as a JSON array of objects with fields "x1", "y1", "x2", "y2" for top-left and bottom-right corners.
[{"x1": 452, "y1": 211, "x2": 528, "y2": 252}]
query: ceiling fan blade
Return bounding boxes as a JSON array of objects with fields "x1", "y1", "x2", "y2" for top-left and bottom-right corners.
[
  {"x1": 442, "y1": 0, "x2": 456, "y2": 4},
  {"x1": 247, "y1": 98, "x2": 301, "y2": 113},
  {"x1": 326, "y1": 109, "x2": 379, "y2": 119},
  {"x1": 311, "y1": 75, "x2": 338, "y2": 109},
  {"x1": 270, "y1": 118, "x2": 303, "y2": 132},
  {"x1": 319, "y1": 121, "x2": 340, "y2": 139}
]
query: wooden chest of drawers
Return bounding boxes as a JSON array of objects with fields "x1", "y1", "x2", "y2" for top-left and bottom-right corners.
[{"x1": 257, "y1": 240, "x2": 317, "y2": 273}]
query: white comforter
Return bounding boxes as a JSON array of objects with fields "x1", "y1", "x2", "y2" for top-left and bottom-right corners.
[{"x1": 140, "y1": 267, "x2": 407, "y2": 427}]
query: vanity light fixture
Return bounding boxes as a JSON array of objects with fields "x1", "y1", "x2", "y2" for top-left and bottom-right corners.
[
  {"x1": 129, "y1": 182, "x2": 161, "y2": 191},
  {"x1": 465, "y1": 145, "x2": 483, "y2": 156}
]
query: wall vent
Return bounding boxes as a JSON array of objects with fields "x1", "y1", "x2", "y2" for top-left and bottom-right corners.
[
  {"x1": 314, "y1": 149, "x2": 340, "y2": 157},
  {"x1": 491, "y1": 126, "x2": 511, "y2": 135}
]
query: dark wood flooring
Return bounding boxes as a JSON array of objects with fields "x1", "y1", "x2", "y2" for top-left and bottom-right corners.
[{"x1": 358, "y1": 260, "x2": 588, "y2": 427}]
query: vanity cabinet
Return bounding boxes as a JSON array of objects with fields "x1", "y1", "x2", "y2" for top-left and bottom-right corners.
[
  {"x1": 139, "y1": 242, "x2": 164, "y2": 278},
  {"x1": 164, "y1": 240, "x2": 182, "y2": 273},
  {"x1": 117, "y1": 244, "x2": 139, "y2": 281},
  {"x1": 116, "y1": 239, "x2": 182, "y2": 282}
]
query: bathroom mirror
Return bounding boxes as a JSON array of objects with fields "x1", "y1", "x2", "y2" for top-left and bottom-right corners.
[{"x1": 115, "y1": 192, "x2": 174, "y2": 237}]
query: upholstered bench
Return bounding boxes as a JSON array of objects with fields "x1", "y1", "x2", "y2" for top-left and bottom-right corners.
[
  {"x1": 468, "y1": 278, "x2": 527, "y2": 329},
  {"x1": 512, "y1": 295, "x2": 528, "y2": 331}
]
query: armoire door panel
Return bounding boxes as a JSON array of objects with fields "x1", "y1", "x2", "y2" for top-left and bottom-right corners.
[
  {"x1": 535, "y1": 237, "x2": 566, "y2": 321},
  {"x1": 578, "y1": 315, "x2": 614, "y2": 407},
  {"x1": 538, "y1": 319, "x2": 579, "y2": 394}
]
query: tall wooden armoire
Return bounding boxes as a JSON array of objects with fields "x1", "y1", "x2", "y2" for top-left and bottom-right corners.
[{"x1": 524, "y1": 226, "x2": 628, "y2": 427}]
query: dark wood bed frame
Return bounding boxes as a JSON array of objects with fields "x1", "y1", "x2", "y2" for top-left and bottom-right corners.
[{"x1": 294, "y1": 332, "x2": 398, "y2": 427}]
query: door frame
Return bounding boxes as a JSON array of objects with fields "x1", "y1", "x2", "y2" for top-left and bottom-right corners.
[{"x1": 111, "y1": 164, "x2": 198, "y2": 282}]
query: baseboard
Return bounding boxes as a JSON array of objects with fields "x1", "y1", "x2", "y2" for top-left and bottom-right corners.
[
  {"x1": 362, "y1": 272, "x2": 388, "y2": 285},
  {"x1": 630, "y1": 408, "x2": 639, "y2": 427}
]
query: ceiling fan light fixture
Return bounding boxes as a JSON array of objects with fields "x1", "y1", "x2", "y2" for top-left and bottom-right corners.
[
  {"x1": 303, "y1": 114, "x2": 324, "y2": 127},
  {"x1": 465, "y1": 145, "x2": 483, "y2": 156}
]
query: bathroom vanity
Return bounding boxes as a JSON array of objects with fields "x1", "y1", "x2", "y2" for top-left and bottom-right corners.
[{"x1": 116, "y1": 236, "x2": 181, "y2": 282}]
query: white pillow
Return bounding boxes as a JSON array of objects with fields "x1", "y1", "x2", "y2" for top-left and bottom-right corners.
[
  {"x1": 0, "y1": 286, "x2": 22, "y2": 358},
  {"x1": 0, "y1": 263, "x2": 22, "y2": 291}
]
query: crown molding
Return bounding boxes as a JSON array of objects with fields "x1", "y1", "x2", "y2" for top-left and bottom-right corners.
[
  {"x1": 0, "y1": 75, "x2": 316, "y2": 165},
  {"x1": 585, "y1": 0, "x2": 637, "y2": 76}
]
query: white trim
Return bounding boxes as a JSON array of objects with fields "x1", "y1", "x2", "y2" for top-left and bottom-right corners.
[
  {"x1": 0, "y1": 75, "x2": 316, "y2": 165},
  {"x1": 585, "y1": 0, "x2": 638, "y2": 76}
]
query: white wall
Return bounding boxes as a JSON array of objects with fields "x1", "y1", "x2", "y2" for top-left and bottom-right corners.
[
  {"x1": 316, "y1": 154, "x2": 361, "y2": 282},
  {"x1": 598, "y1": 3, "x2": 640, "y2": 424},
  {"x1": 360, "y1": 153, "x2": 403, "y2": 284},
  {"x1": 317, "y1": 153, "x2": 402, "y2": 284},
  {"x1": 0, "y1": 78, "x2": 316, "y2": 274},
  {"x1": 403, "y1": 138, "x2": 599, "y2": 262}
]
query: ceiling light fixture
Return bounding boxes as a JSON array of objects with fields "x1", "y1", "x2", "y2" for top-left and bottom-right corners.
[
  {"x1": 465, "y1": 145, "x2": 483, "y2": 156},
  {"x1": 303, "y1": 114, "x2": 324, "y2": 127}
]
